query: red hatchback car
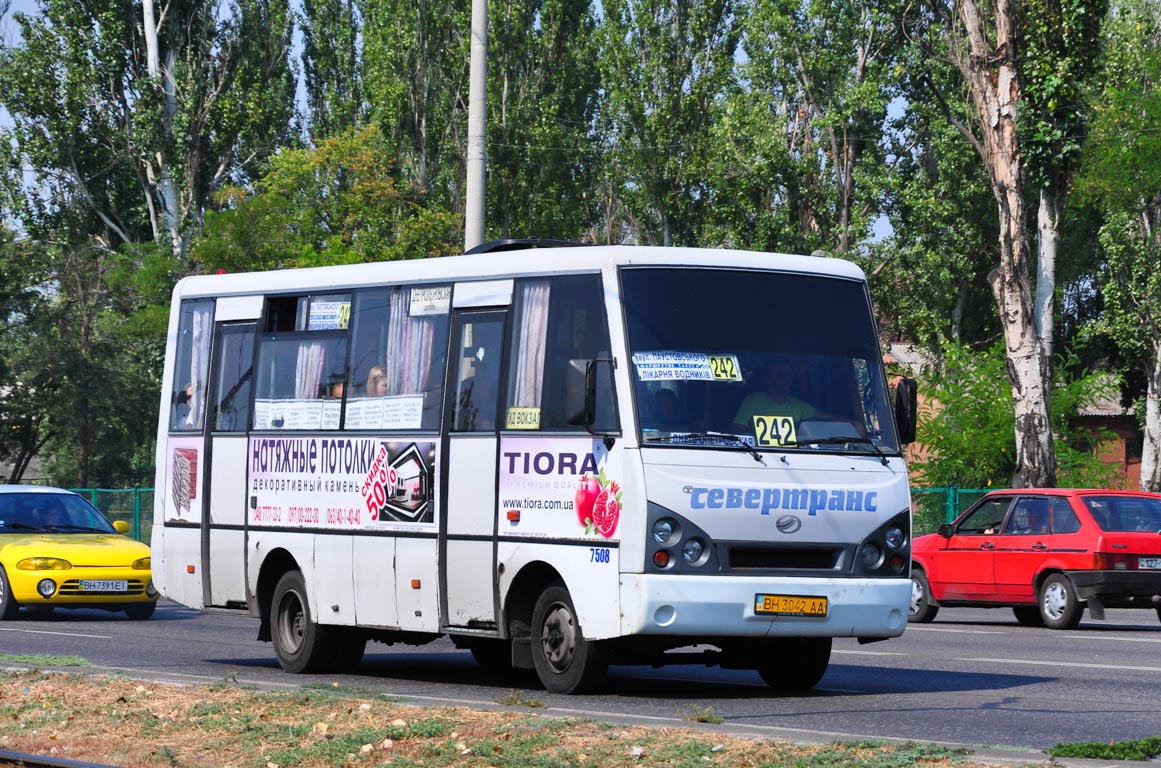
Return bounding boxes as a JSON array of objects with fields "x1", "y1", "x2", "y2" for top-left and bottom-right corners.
[{"x1": 910, "y1": 489, "x2": 1161, "y2": 628}]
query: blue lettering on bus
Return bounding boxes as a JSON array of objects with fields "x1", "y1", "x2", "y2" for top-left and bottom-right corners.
[{"x1": 687, "y1": 486, "x2": 878, "y2": 516}]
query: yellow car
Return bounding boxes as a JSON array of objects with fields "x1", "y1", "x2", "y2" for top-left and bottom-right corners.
[{"x1": 0, "y1": 486, "x2": 158, "y2": 620}]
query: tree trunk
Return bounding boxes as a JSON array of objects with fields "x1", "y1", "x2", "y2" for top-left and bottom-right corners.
[
  {"x1": 142, "y1": 0, "x2": 182, "y2": 255},
  {"x1": 1141, "y1": 342, "x2": 1161, "y2": 492},
  {"x1": 1036, "y1": 188, "x2": 1058, "y2": 362},
  {"x1": 957, "y1": 0, "x2": 1056, "y2": 488}
]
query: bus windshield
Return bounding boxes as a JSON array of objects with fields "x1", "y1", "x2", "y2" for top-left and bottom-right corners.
[{"x1": 621, "y1": 267, "x2": 901, "y2": 455}]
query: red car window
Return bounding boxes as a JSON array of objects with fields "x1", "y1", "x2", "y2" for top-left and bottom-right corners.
[
  {"x1": 1003, "y1": 498, "x2": 1050, "y2": 535},
  {"x1": 1082, "y1": 496, "x2": 1161, "y2": 532},
  {"x1": 957, "y1": 497, "x2": 1011, "y2": 534},
  {"x1": 1051, "y1": 497, "x2": 1081, "y2": 534}
]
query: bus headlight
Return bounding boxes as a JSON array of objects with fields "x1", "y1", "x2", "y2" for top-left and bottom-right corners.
[
  {"x1": 682, "y1": 537, "x2": 706, "y2": 564},
  {"x1": 859, "y1": 542, "x2": 882, "y2": 569},
  {"x1": 884, "y1": 527, "x2": 906, "y2": 551},
  {"x1": 652, "y1": 518, "x2": 678, "y2": 544}
]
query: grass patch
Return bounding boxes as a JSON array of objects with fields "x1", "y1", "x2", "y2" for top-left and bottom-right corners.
[
  {"x1": 683, "y1": 704, "x2": 724, "y2": 724},
  {"x1": 496, "y1": 689, "x2": 547, "y2": 708},
  {"x1": 0, "y1": 653, "x2": 91, "y2": 667},
  {"x1": 1049, "y1": 736, "x2": 1161, "y2": 761},
  {"x1": 0, "y1": 670, "x2": 1029, "y2": 767}
]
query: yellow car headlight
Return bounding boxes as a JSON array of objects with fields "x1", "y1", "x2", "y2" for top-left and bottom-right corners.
[
  {"x1": 17, "y1": 557, "x2": 73, "y2": 571},
  {"x1": 132, "y1": 557, "x2": 151, "y2": 571}
]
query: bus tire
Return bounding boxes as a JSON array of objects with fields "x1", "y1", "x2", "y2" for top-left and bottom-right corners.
[
  {"x1": 329, "y1": 628, "x2": 367, "y2": 673},
  {"x1": 758, "y1": 637, "x2": 831, "y2": 690},
  {"x1": 531, "y1": 584, "x2": 607, "y2": 694},
  {"x1": 1039, "y1": 574, "x2": 1083, "y2": 629},
  {"x1": 1012, "y1": 606, "x2": 1043, "y2": 626},
  {"x1": 908, "y1": 570, "x2": 939, "y2": 623},
  {"x1": 0, "y1": 567, "x2": 19, "y2": 620},
  {"x1": 271, "y1": 570, "x2": 333, "y2": 673}
]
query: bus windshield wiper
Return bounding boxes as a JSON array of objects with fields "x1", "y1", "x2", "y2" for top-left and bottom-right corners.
[
  {"x1": 646, "y1": 432, "x2": 764, "y2": 463},
  {"x1": 788, "y1": 436, "x2": 890, "y2": 466}
]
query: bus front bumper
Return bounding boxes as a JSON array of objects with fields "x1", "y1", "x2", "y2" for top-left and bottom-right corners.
[{"x1": 619, "y1": 573, "x2": 910, "y2": 639}]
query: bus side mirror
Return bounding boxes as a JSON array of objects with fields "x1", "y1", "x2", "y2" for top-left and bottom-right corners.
[
  {"x1": 894, "y1": 377, "x2": 918, "y2": 444},
  {"x1": 566, "y1": 359, "x2": 595, "y2": 427}
]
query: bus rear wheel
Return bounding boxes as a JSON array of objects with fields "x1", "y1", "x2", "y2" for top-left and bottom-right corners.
[
  {"x1": 531, "y1": 584, "x2": 607, "y2": 694},
  {"x1": 757, "y1": 637, "x2": 831, "y2": 690},
  {"x1": 271, "y1": 570, "x2": 333, "y2": 673}
]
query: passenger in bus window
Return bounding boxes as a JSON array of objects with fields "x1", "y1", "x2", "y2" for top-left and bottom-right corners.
[
  {"x1": 367, "y1": 366, "x2": 389, "y2": 397},
  {"x1": 732, "y1": 357, "x2": 815, "y2": 434},
  {"x1": 326, "y1": 381, "x2": 345, "y2": 400},
  {"x1": 174, "y1": 384, "x2": 197, "y2": 429}
]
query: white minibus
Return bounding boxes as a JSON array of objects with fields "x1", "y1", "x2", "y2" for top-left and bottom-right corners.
[{"x1": 152, "y1": 242, "x2": 917, "y2": 693}]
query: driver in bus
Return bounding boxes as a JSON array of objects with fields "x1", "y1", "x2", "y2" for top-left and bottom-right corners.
[{"x1": 732, "y1": 357, "x2": 816, "y2": 434}]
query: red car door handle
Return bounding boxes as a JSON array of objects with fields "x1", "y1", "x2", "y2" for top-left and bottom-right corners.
[
  {"x1": 1031, "y1": 543, "x2": 1047, "y2": 550},
  {"x1": 980, "y1": 542, "x2": 994, "y2": 549}
]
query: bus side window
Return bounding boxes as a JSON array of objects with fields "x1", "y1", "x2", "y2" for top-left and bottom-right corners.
[
  {"x1": 505, "y1": 274, "x2": 618, "y2": 432},
  {"x1": 212, "y1": 323, "x2": 255, "y2": 432},
  {"x1": 170, "y1": 298, "x2": 215, "y2": 433},
  {"x1": 347, "y1": 285, "x2": 451, "y2": 431}
]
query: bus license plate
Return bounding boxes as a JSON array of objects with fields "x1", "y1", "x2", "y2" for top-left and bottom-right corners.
[
  {"x1": 1140, "y1": 557, "x2": 1161, "y2": 570},
  {"x1": 80, "y1": 580, "x2": 128, "y2": 593},
  {"x1": 754, "y1": 594, "x2": 828, "y2": 617}
]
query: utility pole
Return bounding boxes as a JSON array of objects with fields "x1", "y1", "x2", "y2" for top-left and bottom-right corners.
[{"x1": 464, "y1": 0, "x2": 487, "y2": 251}]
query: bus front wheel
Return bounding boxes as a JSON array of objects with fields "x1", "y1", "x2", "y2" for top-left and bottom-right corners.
[
  {"x1": 531, "y1": 584, "x2": 607, "y2": 694},
  {"x1": 271, "y1": 570, "x2": 333, "y2": 673},
  {"x1": 757, "y1": 637, "x2": 831, "y2": 690}
]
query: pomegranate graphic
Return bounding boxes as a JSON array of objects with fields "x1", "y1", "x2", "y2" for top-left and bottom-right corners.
[
  {"x1": 574, "y1": 474, "x2": 599, "y2": 527},
  {"x1": 593, "y1": 482, "x2": 621, "y2": 537}
]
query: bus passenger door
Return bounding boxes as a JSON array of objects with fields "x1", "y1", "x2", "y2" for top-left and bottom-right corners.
[
  {"x1": 440, "y1": 308, "x2": 508, "y2": 630},
  {"x1": 203, "y1": 321, "x2": 256, "y2": 608}
]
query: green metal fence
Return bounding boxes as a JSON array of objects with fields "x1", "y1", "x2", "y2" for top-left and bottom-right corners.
[
  {"x1": 912, "y1": 487, "x2": 990, "y2": 535},
  {"x1": 70, "y1": 488, "x2": 154, "y2": 544}
]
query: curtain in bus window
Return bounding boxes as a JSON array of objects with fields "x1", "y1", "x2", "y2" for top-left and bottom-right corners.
[
  {"x1": 385, "y1": 290, "x2": 436, "y2": 395},
  {"x1": 294, "y1": 342, "x2": 326, "y2": 399},
  {"x1": 512, "y1": 281, "x2": 551, "y2": 408},
  {"x1": 186, "y1": 303, "x2": 213, "y2": 430}
]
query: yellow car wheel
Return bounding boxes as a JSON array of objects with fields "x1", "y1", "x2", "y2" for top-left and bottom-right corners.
[{"x1": 0, "y1": 566, "x2": 19, "y2": 620}]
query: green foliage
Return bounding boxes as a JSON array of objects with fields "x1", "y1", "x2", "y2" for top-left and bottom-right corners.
[
  {"x1": 598, "y1": 0, "x2": 739, "y2": 246},
  {"x1": 301, "y1": 0, "x2": 365, "y2": 139},
  {"x1": 191, "y1": 125, "x2": 461, "y2": 272},
  {"x1": 0, "y1": 654, "x2": 92, "y2": 667},
  {"x1": 360, "y1": 0, "x2": 466, "y2": 209},
  {"x1": 1050, "y1": 736, "x2": 1161, "y2": 761},
  {"x1": 913, "y1": 342, "x2": 1125, "y2": 488},
  {"x1": 486, "y1": 0, "x2": 602, "y2": 242},
  {"x1": 708, "y1": 0, "x2": 898, "y2": 254},
  {"x1": 1018, "y1": 0, "x2": 1108, "y2": 190}
]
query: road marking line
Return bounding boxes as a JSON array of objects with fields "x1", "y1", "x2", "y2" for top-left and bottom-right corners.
[
  {"x1": 832, "y1": 649, "x2": 908, "y2": 656},
  {"x1": 956, "y1": 656, "x2": 1161, "y2": 673},
  {"x1": 0, "y1": 627, "x2": 110, "y2": 639},
  {"x1": 903, "y1": 626, "x2": 1004, "y2": 634},
  {"x1": 1059, "y1": 634, "x2": 1161, "y2": 644}
]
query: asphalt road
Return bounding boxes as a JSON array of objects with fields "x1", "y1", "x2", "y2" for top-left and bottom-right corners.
[{"x1": 2, "y1": 600, "x2": 1159, "y2": 753}]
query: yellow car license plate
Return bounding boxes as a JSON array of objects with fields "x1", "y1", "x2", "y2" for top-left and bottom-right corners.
[{"x1": 754, "y1": 593, "x2": 828, "y2": 617}]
